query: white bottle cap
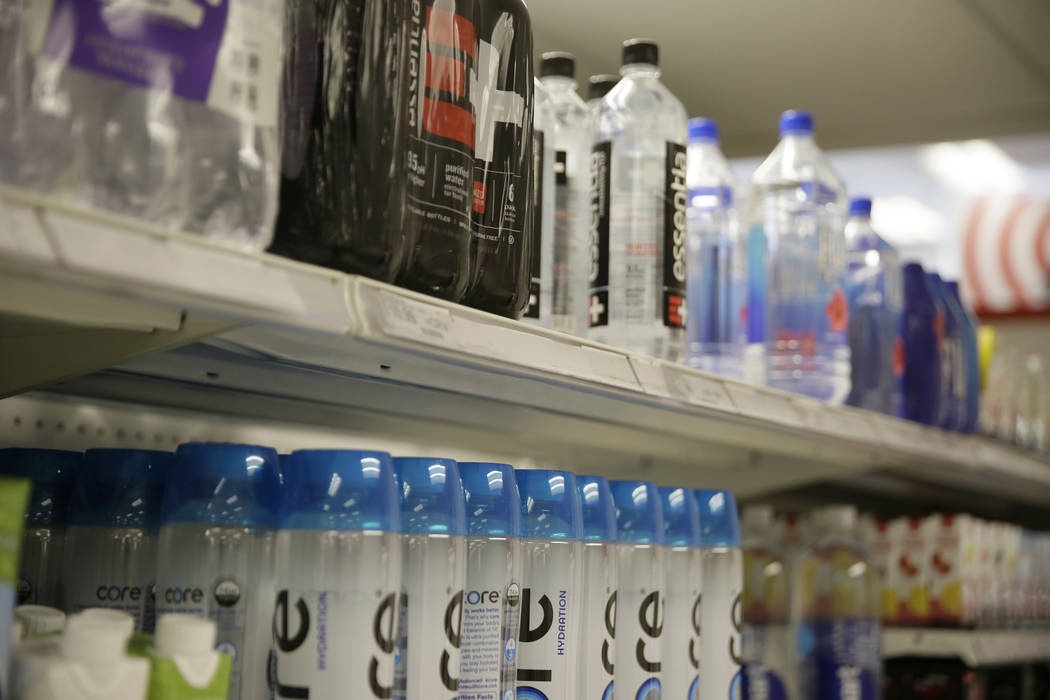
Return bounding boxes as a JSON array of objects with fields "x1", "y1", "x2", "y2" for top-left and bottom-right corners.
[
  {"x1": 813, "y1": 505, "x2": 858, "y2": 532},
  {"x1": 742, "y1": 504, "x2": 775, "y2": 531},
  {"x1": 77, "y1": 608, "x2": 135, "y2": 638},
  {"x1": 14, "y1": 605, "x2": 66, "y2": 639},
  {"x1": 61, "y1": 613, "x2": 128, "y2": 663},
  {"x1": 154, "y1": 614, "x2": 217, "y2": 656}
]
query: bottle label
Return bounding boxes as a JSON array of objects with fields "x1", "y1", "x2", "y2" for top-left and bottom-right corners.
[
  {"x1": 38, "y1": 0, "x2": 281, "y2": 127},
  {"x1": 663, "y1": 142, "x2": 688, "y2": 328},
  {"x1": 459, "y1": 581, "x2": 521, "y2": 700},
  {"x1": 664, "y1": 549, "x2": 701, "y2": 700},
  {"x1": 471, "y1": 30, "x2": 528, "y2": 249},
  {"x1": 580, "y1": 543, "x2": 616, "y2": 700},
  {"x1": 588, "y1": 142, "x2": 612, "y2": 328},
  {"x1": 617, "y1": 545, "x2": 664, "y2": 700},
  {"x1": 798, "y1": 619, "x2": 880, "y2": 700},
  {"x1": 405, "y1": 0, "x2": 477, "y2": 243},
  {"x1": 517, "y1": 540, "x2": 580, "y2": 700},
  {"x1": 524, "y1": 130, "x2": 545, "y2": 320},
  {"x1": 272, "y1": 588, "x2": 399, "y2": 699}
]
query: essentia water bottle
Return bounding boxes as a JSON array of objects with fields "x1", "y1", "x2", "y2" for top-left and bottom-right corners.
[
  {"x1": 686, "y1": 117, "x2": 745, "y2": 379},
  {"x1": 523, "y1": 78, "x2": 556, "y2": 327},
  {"x1": 576, "y1": 475, "x2": 617, "y2": 700},
  {"x1": 155, "y1": 443, "x2": 281, "y2": 700},
  {"x1": 590, "y1": 39, "x2": 688, "y2": 361},
  {"x1": 945, "y1": 280, "x2": 981, "y2": 433},
  {"x1": 794, "y1": 506, "x2": 881, "y2": 699},
  {"x1": 62, "y1": 450, "x2": 172, "y2": 633},
  {"x1": 609, "y1": 480, "x2": 665, "y2": 699},
  {"x1": 392, "y1": 457, "x2": 467, "y2": 700},
  {"x1": 515, "y1": 469, "x2": 584, "y2": 700},
  {"x1": 747, "y1": 110, "x2": 850, "y2": 402},
  {"x1": 844, "y1": 197, "x2": 904, "y2": 416},
  {"x1": 658, "y1": 487, "x2": 702, "y2": 700},
  {"x1": 0, "y1": 449, "x2": 78, "y2": 609},
  {"x1": 457, "y1": 462, "x2": 522, "y2": 700},
  {"x1": 271, "y1": 450, "x2": 401, "y2": 699},
  {"x1": 539, "y1": 52, "x2": 592, "y2": 336}
]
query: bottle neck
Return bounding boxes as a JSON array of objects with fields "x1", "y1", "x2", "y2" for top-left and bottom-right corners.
[
  {"x1": 780, "y1": 131, "x2": 816, "y2": 146},
  {"x1": 621, "y1": 62, "x2": 660, "y2": 79},
  {"x1": 541, "y1": 75, "x2": 578, "y2": 93}
]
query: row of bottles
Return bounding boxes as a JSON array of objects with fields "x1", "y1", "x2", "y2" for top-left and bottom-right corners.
[{"x1": 0, "y1": 446, "x2": 747, "y2": 700}]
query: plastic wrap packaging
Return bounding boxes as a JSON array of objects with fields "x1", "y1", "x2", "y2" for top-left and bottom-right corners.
[
  {"x1": 462, "y1": 0, "x2": 534, "y2": 317},
  {"x1": 0, "y1": 0, "x2": 284, "y2": 249},
  {"x1": 273, "y1": 0, "x2": 409, "y2": 280}
]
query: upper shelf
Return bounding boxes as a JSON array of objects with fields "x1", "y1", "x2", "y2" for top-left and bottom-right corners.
[{"x1": 2, "y1": 186, "x2": 1049, "y2": 501}]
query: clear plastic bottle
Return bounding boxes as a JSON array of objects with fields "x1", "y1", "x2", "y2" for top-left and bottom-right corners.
[
  {"x1": 586, "y1": 76, "x2": 619, "y2": 117},
  {"x1": 155, "y1": 443, "x2": 281, "y2": 700},
  {"x1": 747, "y1": 110, "x2": 850, "y2": 402},
  {"x1": 575, "y1": 475, "x2": 617, "y2": 700},
  {"x1": 695, "y1": 489, "x2": 743, "y2": 700},
  {"x1": 658, "y1": 487, "x2": 701, "y2": 700},
  {"x1": 457, "y1": 463, "x2": 522, "y2": 700},
  {"x1": 0, "y1": 449, "x2": 79, "y2": 609},
  {"x1": 539, "y1": 52, "x2": 592, "y2": 336},
  {"x1": 590, "y1": 39, "x2": 688, "y2": 361},
  {"x1": 272, "y1": 450, "x2": 401, "y2": 699},
  {"x1": 793, "y1": 506, "x2": 881, "y2": 699},
  {"x1": 686, "y1": 117, "x2": 745, "y2": 379},
  {"x1": 609, "y1": 480, "x2": 665, "y2": 699},
  {"x1": 514, "y1": 469, "x2": 584, "y2": 700},
  {"x1": 62, "y1": 450, "x2": 172, "y2": 633},
  {"x1": 391, "y1": 457, "x2": 467, "y2": 700},
  {"x1": 740, "y1": 505, "x2": 794, "y2": 699},
  {"x1": 523, "y1": 79, "x2": 556, "y2": 327},
  {"x1": 844, "y1": 197, "x2": 903, "y2": 416}
]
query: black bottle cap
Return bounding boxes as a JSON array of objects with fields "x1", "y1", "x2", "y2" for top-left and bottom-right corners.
[
  {"x1": 622, "y1": 38, "x2": 658, "y2": 67},
  {"x1": 540, "y1": 52, "x2": 576, "y2": 79},
  {"x1": 588, "y1": 74, "x2": 619, "y2": 101}
]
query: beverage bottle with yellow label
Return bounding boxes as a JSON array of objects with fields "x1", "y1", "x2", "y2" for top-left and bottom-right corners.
[{"x1": 793, "y1": 506, "x2": 880, "y2": 700}]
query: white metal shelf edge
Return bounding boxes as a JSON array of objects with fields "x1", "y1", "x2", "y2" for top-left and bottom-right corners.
[{"x1": 883, "y1": 627, "x2": 1050, "y2": 666}]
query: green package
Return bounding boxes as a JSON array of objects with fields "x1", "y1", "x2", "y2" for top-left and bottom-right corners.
[
  {"x1": 1, "y1": 477, "x2": 31, "y2": 700},
  {"x1": 148, "y1": 653, "x2": 233, "y2": 700}
]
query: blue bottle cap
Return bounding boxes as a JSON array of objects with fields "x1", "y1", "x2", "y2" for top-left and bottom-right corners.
[
  {"x1": 577, "y1": 475, "x2": 617, "y2": 542},
  {"x1": 610, "y1": 480, "x2": 664, "y2": 545},
  {"x1": 162, "y1": 443, "x2": 282, "y2": 528},
  {"x1": 459, "y1": 463, "x2": 522, "y2": 537},
  {"x1": 279, "y1": 450, "x2": 399, "y2": 532},
  {"x1": 70, "y1": 450, "x2": 173, "y2": 530},
  {"x1": 849, "y1": 197, "x2": 872, "y2": 218},
  {"x1": 694, "y1": 489, "x2": 741, "y2": 548},
  {"x1": 393, "y1": 457, "x2": 467, "y2": 536},
  {"x1": 688, "y1": 117, "x2": 719, "y2": 143},
  {"x1": 779, "y1": 109, "x2": 814, "y2": 136},
  {"x1": 0, "y1": 449, "x2": 80, "y2": 527},
  {"x1": 658, "y1": 487, "x2": 701, "y2": 547},
  {"x1": 516, "y1": 469, "x2": 583, "y2": 541}
]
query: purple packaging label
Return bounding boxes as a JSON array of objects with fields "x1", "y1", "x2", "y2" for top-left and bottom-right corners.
[{"x1": 42, "y1": 0, "x2": 228, "y2": 102}]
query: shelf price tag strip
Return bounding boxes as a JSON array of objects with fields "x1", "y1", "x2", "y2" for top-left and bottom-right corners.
[
  {"x1": 724, "y1": 384, "x2": 805, "y2": 429},
  {"x1": 375, "y1": 290, "x2": 461, "y2": 350}
]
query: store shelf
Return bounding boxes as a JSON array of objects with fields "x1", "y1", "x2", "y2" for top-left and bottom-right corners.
[
  {"x1": 2, "y1": 187, "x2": 1050, "y2": 500},
  {"x1": 884, "y1": 628, "x2": 1050, "y2": 667}
]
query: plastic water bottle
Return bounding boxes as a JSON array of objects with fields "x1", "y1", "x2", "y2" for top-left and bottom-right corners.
[
  {"x1": 659, "y1": 487, "x2": 702, "y2": 700},
  {"x1": 945, "y1": 280, "x2": 981, "y2": 433},
  {"x1": 794, "y1": 506, "x2": 881, "y2": 698},
  {"x1": 524, "y1": 79, "x2": 556, "y2": 327},
  {"x1": 539, "y1": 52, "x2": 592, "y2": 336},
  {"x1": 0, "y1": 449, "x2": 79, "y2": 609},
  {"x1": 575, "y1": 475, "x2": 617, "y2": 700},
  {"x1": 514, "y1": 469, "x2": 584, "y2": 700},
  {"x1": 155, "y1": 443, "x2": 281, "y2": 700},
  {"x1": 927, "y1": 272, "x2": 963, "y2": 430},
  {"x1": 590, "y1": 39, "x2": 688, "y2": 361},
  {"x1": 740, "y1": 505, "x2": 794, "y2": 699},
  {"x1": 271, "y1": 450, "x2": 401, "y2": 699},
  {"x1": 747, "y1": 110, "x2": 850, "y2": 402},
  {"x1": 392, "y1": 457, "x2": 467, "y2": 700},
  {"x1": 609, "y1": 480, "x2": 664, "y2": 699},
  {"x1": 586, "y1": 76, "x2": 619, "y2": 116},
  {"x1": 457, "y1": 463, "x2": 522, "y2": 700},
  {"x1": 844, "y1": 197, "x2": 904, "y2": 416},
  {"x1": 901, "y1": 263, "x2": 942, "y2": 425},
  {"x1": 695, "y1": 489, "x2": 743, "y2": 700},
  {"x1": 62, "y1": 450, "x2": 172, "y2": 633},
  {"x1": 686, "y1": 117, "x2": 745, "y2": 379}
]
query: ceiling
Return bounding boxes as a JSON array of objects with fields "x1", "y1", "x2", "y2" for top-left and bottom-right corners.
[{"x1": 528, "y1": 0, "x2": 1050, "y2": 156}]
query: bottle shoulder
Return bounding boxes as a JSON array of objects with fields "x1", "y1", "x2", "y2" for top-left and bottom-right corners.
[{"x1": 596, "y1": 76, "x2": 688, "y2": 141}]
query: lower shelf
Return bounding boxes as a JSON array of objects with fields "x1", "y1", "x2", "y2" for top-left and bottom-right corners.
[{"x1": 883, "y1": 627, "x2": 1050, "y2": 666}]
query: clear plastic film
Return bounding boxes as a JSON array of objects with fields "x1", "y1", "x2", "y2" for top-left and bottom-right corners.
[{"x1": 0, "y1": 0, "x2": 284, "y2": 249}]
